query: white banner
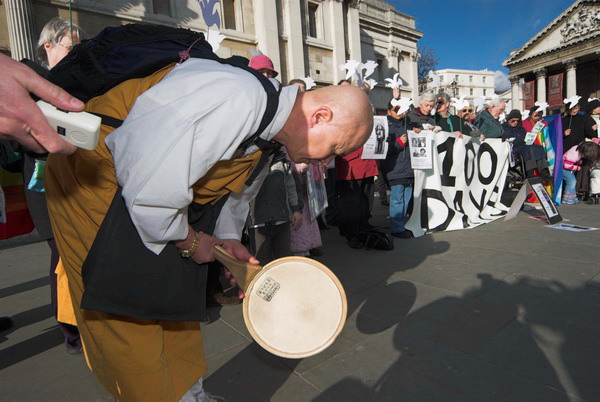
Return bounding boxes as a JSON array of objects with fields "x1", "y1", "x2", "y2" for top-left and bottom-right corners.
[{"x1": 405, "y1": 133, "x2": 511, "y2": 237}]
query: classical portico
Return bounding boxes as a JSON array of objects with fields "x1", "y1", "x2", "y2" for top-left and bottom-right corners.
[{"x1": 503, "y1": 0, "x2": 600, "y2": 114}]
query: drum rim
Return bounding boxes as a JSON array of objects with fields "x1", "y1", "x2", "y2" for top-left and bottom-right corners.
[{"x1": 242, "y1": 256, "x2": 348, "y2": 359}]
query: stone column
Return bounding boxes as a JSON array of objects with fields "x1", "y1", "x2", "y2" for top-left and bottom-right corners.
[
  {"x1": 284, "y1": 0, "x2": 305, "y2": 79},
  {"x1": 410, "y1": 51, "x2": 419, "y2": 101},
  {"x1": 329, "y1": 0, "x2": 346, "y2": 83},
  {"x1": 534, "y1": 67, "x2": 547, "y2": 104},
  {"x1": 253, "y1": 0, "x2": 281, "y2": 72},
  {"x1": 564, "y1": 58, "x2": 578, "y2": 98},
  {"x1": 5, "y1": 0, "x2": 37, "y2": 61},
  {"x1": 509, "y1": 75, "x2": 521, "y2": 110},
  {"x1": 347, "y1": 1, "x2": 361, "y2": 62}
]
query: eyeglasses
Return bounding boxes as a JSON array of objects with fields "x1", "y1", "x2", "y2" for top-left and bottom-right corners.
[
  {"x1": 58, "y1": 43, "x2": 73, "y2": 51},
  {"x1": 508, "y1": 118, "x2": 520, "y2": 123},
  {"x1": 461, "y1": 109, "x2": 473, "y2": 113}
]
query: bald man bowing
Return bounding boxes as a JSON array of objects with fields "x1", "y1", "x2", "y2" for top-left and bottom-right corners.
[{"x1": 44, "y1": 58, "x2": 372, "y2": 401}]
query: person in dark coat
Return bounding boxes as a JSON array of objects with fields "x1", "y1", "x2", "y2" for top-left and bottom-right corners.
[
  {"x1": 434, "y1": 93, "x2": 461, "y2": 135},
  {"x1": 406, "y1": 93, "x2": 435, "y2": 132},
  {"x1": 562, "y1": 97, "x2": 597, "y2": 151},
  {"x1": 584, "y1": 98, "x2": 600, "y2": 137},
  {"x1": 474, "y1": 98, "x2": 506, "y2": 139},
  {"x1": 502, "y1": 109, "x2": 552, "y2": 181},
  {"x1": 380, "y1": 100, "x2": 414, "y2": 238}
]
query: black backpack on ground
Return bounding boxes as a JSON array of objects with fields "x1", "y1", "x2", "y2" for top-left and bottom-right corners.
[{"x1": 358, "y1": 230, "x2": 394, "y2": 251}]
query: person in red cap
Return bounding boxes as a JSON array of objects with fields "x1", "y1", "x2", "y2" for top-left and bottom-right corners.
[{"x1": 249, "y1": 54, "x2": 279, "y2": 78}]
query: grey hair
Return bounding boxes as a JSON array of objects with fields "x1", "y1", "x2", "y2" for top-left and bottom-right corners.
[
  {"x1": 487, "y1": 97, "x2": 505, "y2": 108},
  {"x1": 436, "y1": 92, "x2": 450, "y2": 103},
  {"x1": 37, "y1": 17, "x2": 86, "y2": 63},
  {"x1": 419, "y1": 92, "x2": 435, "y2": 104}
]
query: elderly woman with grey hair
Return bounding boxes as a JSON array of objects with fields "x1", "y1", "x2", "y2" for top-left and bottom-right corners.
[
  {"x1": 474, "y1": 98, "x2": 506, "y2": 139},
  {"x1": 37, "y1": 17, "x2": 86, "y2": 69},
  {"x1": 407, "y1": 92, "x2": 436, "y2": 133}
]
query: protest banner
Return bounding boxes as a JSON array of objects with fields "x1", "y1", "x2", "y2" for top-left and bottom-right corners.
[
  {"x1": 362, "y1": 116, "x2": 388, "y2": 159},
  {"x1": 405, "y1": 134, "x2": 511, "y2": 237}
]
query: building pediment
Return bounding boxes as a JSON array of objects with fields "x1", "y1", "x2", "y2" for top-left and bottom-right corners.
[{"x1": 504, "y1": 0, "x2": 599, "y2": 67}]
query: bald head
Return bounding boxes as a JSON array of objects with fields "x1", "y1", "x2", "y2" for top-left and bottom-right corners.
[{"x1": 275, "y1": 85, "x2": 373, "y2": 164}]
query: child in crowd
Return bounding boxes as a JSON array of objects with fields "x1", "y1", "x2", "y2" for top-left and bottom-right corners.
[
  {"x1": 247, "y1": 147, "x2": 303, "y2": 264},
  {"x1": 562, "y1": 139, "x2": 600, "y2": 204}
]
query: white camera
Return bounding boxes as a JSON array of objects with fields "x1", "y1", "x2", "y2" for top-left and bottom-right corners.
[{"x1": 37, "y1": 100, "x2": 101, "y2": 151}]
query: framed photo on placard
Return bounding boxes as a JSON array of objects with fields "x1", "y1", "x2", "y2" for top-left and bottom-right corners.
[{"x1": 528, "y1": 177, "x2": 562, "y2": 225}]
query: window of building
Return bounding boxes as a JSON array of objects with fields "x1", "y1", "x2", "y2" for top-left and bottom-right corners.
[
  {"x1": 222, "y1": 0, "x2": 237, "y2": 30},
  {"x1": 483, "y1": 76, "x2": 487, "y2": 84},
  {"x1": 469, "y1": 75, "x2": 473, "y2": 83},
  {"x1": 308, "y1": 3, "x2": 319, "y2": 38},
  {"x1": 470, "y1": 88, "x2": 473, "y2": 96},
  {"x1": 455, "y1": 74, "x2": 459, "y2": 82},
  {"x1": 483, "y1": 89, "x2": 487, "y2": 96},
  {"x1": 376, "y1": 58, "x2": 383, "y2": 81},
  {"x1": 152, "y1": 0, "x2": 170, "y2": 15}
]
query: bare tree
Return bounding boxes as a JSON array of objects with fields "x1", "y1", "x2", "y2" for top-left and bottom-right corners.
[{"x1": 417, "y1": 45, "x2": 438, "y2": 84}]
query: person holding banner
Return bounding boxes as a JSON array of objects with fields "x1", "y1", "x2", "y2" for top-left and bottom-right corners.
[
  {"x1": 522, "y1": 104, "x2": 547, "y2": 133},
  {"x1": 434, "y1": 93, "x2": 462, "y2": 136},
  {"x1": 502, "y1": 109, "x2": 552, "y2": 181},
  {"x1": 407, "y1": 93, "x2": 436, "y2": 132},
  {"x1": 380, "y1": 101, "x2": 414, "y2": 238},
  {"x1": 474, "y1": 98, "x2": 506, "y2": 139}
]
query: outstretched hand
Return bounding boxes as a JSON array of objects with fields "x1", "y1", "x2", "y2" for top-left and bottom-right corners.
[{"x1": 0, "y1": 54, "x2": 84, "y2": 154}]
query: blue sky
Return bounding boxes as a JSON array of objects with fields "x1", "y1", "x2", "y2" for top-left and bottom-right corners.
[{"x1": 391, "y1": 0, "x2": 571, "y2": 89}]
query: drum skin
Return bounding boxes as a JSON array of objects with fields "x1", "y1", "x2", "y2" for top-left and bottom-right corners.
[{"x1": 243, "y1": 256, "x2": 347, "y2": 358}]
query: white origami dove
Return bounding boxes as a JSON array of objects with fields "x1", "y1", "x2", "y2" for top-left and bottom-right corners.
[
  {"x1": 206, "y1": 28, "x2": 225, "y2": 52},
  {"x1": 534, "y1": 101, "x2": 548, "y2": 110},
  {"x1": 250, "y1": 48, "x2": 264, "y2": 57},
  {"x1": 522, "y1": 110, "x2": 531, "y2": 120},
  {"x1": 450, "y1": 95, "x2": 469, "y2": 111},
  {"x1": 426, "y1": 70, "x2": 441, "y2": 89},
  {"x1": 589, "y1": 98, "x2": 599, "y2": 102},
  {"x1": 563, "y1": 95, "x2": 581, "y2": 109},
  {"x1": 360, "y1": 60, "x2": 378, "y2": 79},
  {"x1": 391, "y1": 97, "x2": 413, "y2": 114},
  {"x1": 385, "y1": 73, "x2": 403, "y2": 89},
  {"x1": 299, "y1": 76, "x2": 316, "y2": 90},
  {"x1": 473, "y1": 97, "x2": 486, "y2": 113},
  {"x1": 339, "y1": 60, "x2": 361, "y2": 80},
  {"x1": 364, "y1": 78, "x2": 378, "y2": 90}
]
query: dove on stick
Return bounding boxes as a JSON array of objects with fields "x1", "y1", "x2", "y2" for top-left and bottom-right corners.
[{"x1": 339, "y1": 60, "x2": 361, "y2": 80}]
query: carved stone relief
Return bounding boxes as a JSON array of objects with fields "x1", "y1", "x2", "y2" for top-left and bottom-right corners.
[{"x1": 560, "y1": 6, "x2": 600, "y2": 43}]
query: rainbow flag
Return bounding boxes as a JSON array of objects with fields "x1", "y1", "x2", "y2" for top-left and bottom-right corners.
[{"x1": 542, "y1": 115, "x2": 564, "y2": 205}]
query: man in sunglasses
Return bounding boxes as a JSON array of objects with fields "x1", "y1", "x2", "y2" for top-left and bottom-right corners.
[{"x1": 456, "y1": 104, "x2": 475, "y2": 136}]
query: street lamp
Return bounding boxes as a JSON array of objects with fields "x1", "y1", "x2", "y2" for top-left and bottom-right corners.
[{"x1": 450, "y1": 80, "x2": 458, "y2": 98}]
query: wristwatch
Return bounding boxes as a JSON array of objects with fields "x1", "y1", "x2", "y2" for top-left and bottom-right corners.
[{"x1": 179, "y1": 231, "x2": 201, "y2": 258}]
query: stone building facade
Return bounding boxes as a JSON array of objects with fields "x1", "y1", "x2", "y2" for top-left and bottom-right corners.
[
  {"x1": 503, "y1": 0, "x2": 600, "y2": 114},
  {"x1": 428, "y1": 68, "x2": 496, "y2": 102},
  {"x1": 1, "y1": 0, "x2": 422, "y2": 112}
]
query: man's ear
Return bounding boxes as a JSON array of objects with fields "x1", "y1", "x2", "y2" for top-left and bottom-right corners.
[
  {"x1": 310, "y1": 106, "x2": 333, "y2": 127},
  {"x1": 44, "y1": 42, "x2": 53, "y2": 51}
]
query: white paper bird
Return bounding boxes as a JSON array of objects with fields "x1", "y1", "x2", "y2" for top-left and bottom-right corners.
[
  {"x1": 450, "y1": 95, "x2": 469, "y2": 111},
  {"x1": 299, "y1": 76, "x2": 316, "y2": 90},
  {"x1": 385, "y1": 73, "x2": 403, "y2": 89},
  {"x1": 563, "y1": 95, "x2": 581, "y2": 109},
  {"x1": 359, "y1": 60, "x2": 378, "y2": 79},
  {"x1": 473, "y1": 97, "x2": 486, "y2": 113},
  {"x1": 426, "y1": 70, "x2": 441, "y2": 89},
  {"x1": 339, "y1": 60, "x2": 361, "y2": 80},
  {"x1": 250, "y1": 48, "x2": 264, "y2": 57},
  {"x1": 522, "y1": 110, "x2": 530, "y2": 120},
  {"x1": 391, "y1": 97, "x2": 413, "y2": 115},
  {"x1": 206, "y1": 29, "x2": 225, "y2": 52},
  {"x1": 589, "y1": 98, "x2": 599, "y2": 102},
  {"x1": 364, "y1": 78, "x2": 378, "y2": 90},
  {"x1": 534, "y1": 101, "x2": 548, "y2": 112}
]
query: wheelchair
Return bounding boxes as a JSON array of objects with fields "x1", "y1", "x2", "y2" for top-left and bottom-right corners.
[{"x1": 505, "y1": 153, "x2": 527, "y2": 190}]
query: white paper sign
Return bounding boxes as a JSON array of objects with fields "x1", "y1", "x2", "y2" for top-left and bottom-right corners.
[
  {"x1": 408, "y1": 130, "x2": 433, "y2": 169},
  {"x1": 306, "y1": 164, "x2": 328, "y2": 221},
  {"x1": 524, "y1": 121, "x2": 546, "y2": 145},
  {"x1": 405, "y1": 134, "x2": 511, "y2": 237},
  {"x1": 362, "y1": 116, "x2": 388, "y2": 160}
]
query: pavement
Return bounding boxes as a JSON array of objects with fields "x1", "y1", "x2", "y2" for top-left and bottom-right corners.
[{"x1": 1, "y1": 200, "x2": 600, "y2": 401}]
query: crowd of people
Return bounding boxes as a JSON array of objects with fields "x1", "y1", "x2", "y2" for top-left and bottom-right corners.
[{"x1": 1, "y1": 16, "x2": 599, "y2": 402}]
